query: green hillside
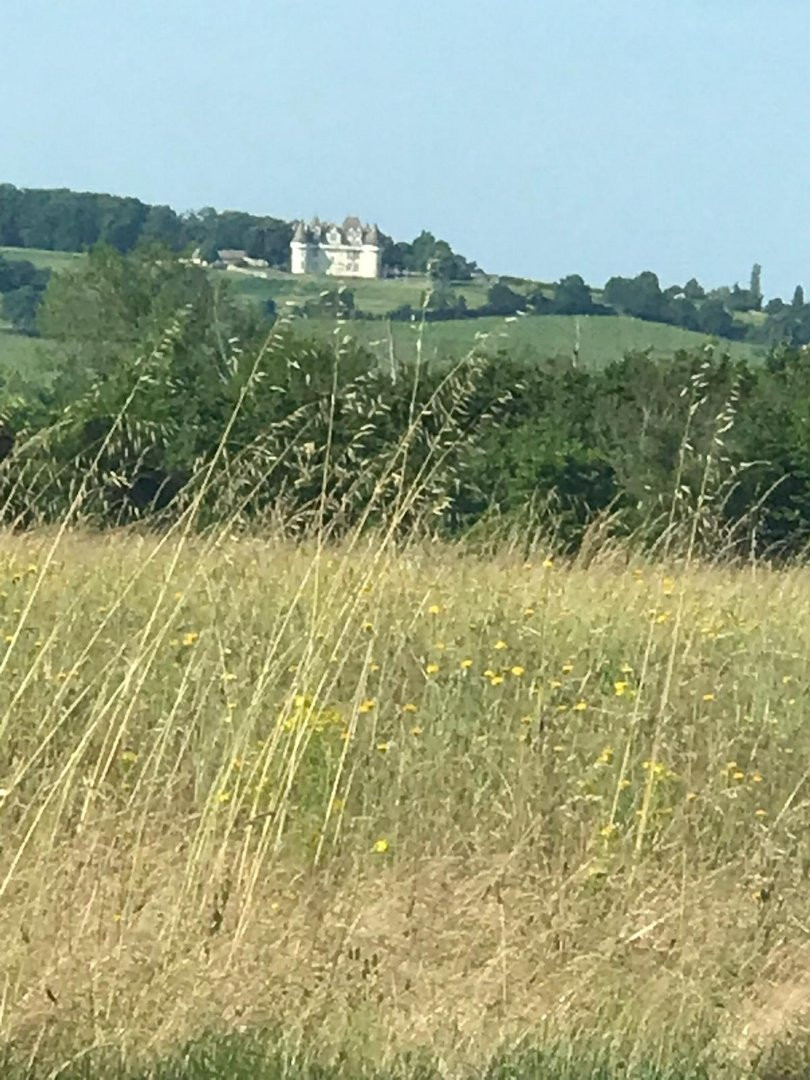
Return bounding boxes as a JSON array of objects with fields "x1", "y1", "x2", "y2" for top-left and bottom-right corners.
[
  {"x1": 0, "y1": 245, "x2": 86, "y2": 273},
  {"x1": 215, "y1": 267, "x2": 498, "y2": 315},
  {"x1": 290, "y1": 312, "x2": 763, "y2": 368},
  {"x1": 0, "y1": 246, "x2": 766, "y2": 378}
]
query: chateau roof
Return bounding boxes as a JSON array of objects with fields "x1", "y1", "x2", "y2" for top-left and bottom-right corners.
[{"x1": 292, "y1": 217, "x2": 381, "y2": 248}]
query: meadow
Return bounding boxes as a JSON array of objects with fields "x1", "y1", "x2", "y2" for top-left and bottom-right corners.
[
  {"x1": 0, "y1": 523, "x2": 808, "y2": 1078},
  {"x1": 289, "y1": 311, "x2": 763, "y2": 369}
]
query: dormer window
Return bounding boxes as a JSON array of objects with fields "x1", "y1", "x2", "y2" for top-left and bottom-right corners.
[
  {"x1": 327, "y1": 227, "x2": 341, "y2": 245},
  {"x1": 347, "y1": 227, "x2": 362, "y2": 245}
]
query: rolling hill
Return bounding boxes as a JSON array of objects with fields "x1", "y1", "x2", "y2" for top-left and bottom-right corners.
[{"x1": 0, "y1": 246, "x2": 766, "y2": 382}]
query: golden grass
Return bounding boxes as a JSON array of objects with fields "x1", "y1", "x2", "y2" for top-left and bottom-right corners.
[{"x1": 0, "y1": 528, "x2": 809, "y2": 1069}]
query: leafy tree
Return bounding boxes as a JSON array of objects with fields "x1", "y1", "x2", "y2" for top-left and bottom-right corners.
[
  {"x1": 667, "y1": 296, "x2": 699, "y2": 331},
  {"x1": 684, "y1": 277, "x2": 705, "y2": 301},
  {"x1": 750, "y1": 263, "x2": 763, "y2": 309},
  {"x1": 552, "y1": 274, "x2": 595, "y2": 316},
  {"x1": 423, "y1": 283, "x2": 468, "y2": 319},
  {"x1": 2, "y1": 286, "x2": 42, "y2": 335},
  {"x1": 0, "y1": 256, "x2": 45, "y2": 293},
  {"x1": 485, "y1": 280, "x2": 526, "y2": 316},
  {"x1": 604, "y1": 271, "x2": 665, "y2": 321},
  {"x1": 39, "y1": 245, "x2": 265, "y2": 397},
  {"x1": 696, "y1": 298, "x2": 735, "y2": 338},
  {"x1": 793, "y1": 285, "x2": 805, "y2": 309},
  {"x1": 140, "y1": 205, "x2": 185, "y2": 250}
]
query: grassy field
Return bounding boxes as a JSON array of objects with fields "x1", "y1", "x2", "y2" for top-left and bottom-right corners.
[
  {"x1": 217, "y1": 266, "x2": 498, "y2": 315},
  {"x1": 0, "y1": 244, "x2": 87, "y2": 273},
  {"x1": 289, "y1": 311, "x2": 764, "y2": 368},
  {"x1": 0, "y1": 525, "x2": 808, "y2": 1076}
]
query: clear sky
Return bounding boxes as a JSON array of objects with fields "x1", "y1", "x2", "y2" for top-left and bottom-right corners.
[{"x1": 2, "y1": 0, "x2": 808, "y2": 298}]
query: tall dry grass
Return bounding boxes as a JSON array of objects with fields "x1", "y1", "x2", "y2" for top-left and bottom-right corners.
[
  {"x1": 0, "y1": 308, "x2": 806, "y2": 1075},
  {"x1": 0, "y1": 527, "x2": 808, "y2": 1073}
]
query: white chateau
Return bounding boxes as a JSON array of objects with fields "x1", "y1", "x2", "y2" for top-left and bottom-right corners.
[{"x1": 290, "y1": 216, "x2": 382, "y2": 278}]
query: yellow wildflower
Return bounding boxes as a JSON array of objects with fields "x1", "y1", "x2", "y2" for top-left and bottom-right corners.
[
  {"x1": 755, "y1": 808, "x2": 768, "y2": 818},
  {"x1": 511, "y1": 665, "x2": 525, "y2": 677},
  {"x1": 572, "y1": 700, "x2": 588, "y2": 712},
  {"x1": 702, "y1": 692, "x2": 715, "y2": 702},
  {"x1": 561, "y1": 663, "x2": 574, "y2": 675},
  {"x1": 425, "y1": 662, "x2": 440, "y2": 676},
  {"x1": 376, "y1": 741, "x2": 390, "y2": 753},
  {"x1": 403, "y1": 703, "x2": 418, "y2": 713},
  {"x1": 494, "y1": 640, "x2": 508, "y2": 651},
  {"x1": 543, "y1": 557, "x2": 554, "y2": 569},
  {"x1": 217, "y1": 791, "x2": 232, "y2": 804},
  {"x1": 427, "y1": 604, "x2": 442, "y2": 616},
  {"x1": 359, "y1": 699, "x2": 376, "y2": 713},
  {"x1": 490, "y1": 674, "x2": 505, "y2": 686},
  {"x1": 596, "y1": 745, "x2": 614, "y2": 765},
  {"x1": 373, "y1": 838, "x2": 390, "y2": 854},
  {"x1": 614, "y1": 680, "x2": 629, "y2": 696},
  {"x1": 460, "y1": 658, "x2": 473, "y2": 670},
  {"x1": 524, "y1": 607, "x2": 536, "y2": 617},
  {"x1": 410, "y1": 725, "x2": 424, "y2": 736}
]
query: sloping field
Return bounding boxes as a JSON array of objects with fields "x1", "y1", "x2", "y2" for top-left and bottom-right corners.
[
  {"x1": 0, "y1": 244, "x2": 87, "y2": 273},
  {"x1": 291, "y1": 311, "x2": 764, "y2": 368}
]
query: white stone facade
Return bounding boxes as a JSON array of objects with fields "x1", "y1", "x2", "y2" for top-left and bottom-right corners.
[{"x1": 290, "y1": 217, "x2": 382, "y2": 278}]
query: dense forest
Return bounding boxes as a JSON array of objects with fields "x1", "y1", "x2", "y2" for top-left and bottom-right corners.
[{"x1": 1, "y1": 245, "x2": 810, "y2": 558}]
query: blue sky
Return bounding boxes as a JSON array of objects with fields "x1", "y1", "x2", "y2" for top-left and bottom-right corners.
[{"x1": 2, "y1": 0, "x2": 809, "y2": 297}]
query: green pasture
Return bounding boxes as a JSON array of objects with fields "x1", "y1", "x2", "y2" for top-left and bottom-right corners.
[{"x1": 291, "y1": 311, "x2": 764, "y2": 369}]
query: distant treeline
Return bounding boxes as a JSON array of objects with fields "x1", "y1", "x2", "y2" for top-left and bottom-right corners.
[
  {"x1": 0, "y1": 182, "x2": 477, "y2": 280},
  {"x1": 3, "y1": 246, "x2": 810, "y2": 559}
]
